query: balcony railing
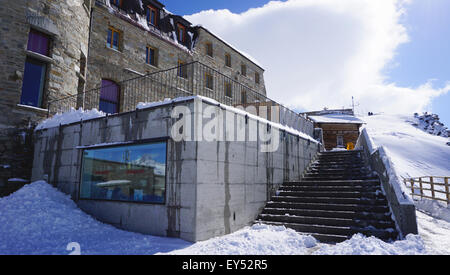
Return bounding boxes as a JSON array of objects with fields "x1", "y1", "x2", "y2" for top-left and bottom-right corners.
[{"x1": 47, "y1": 61, "x2": 314, "y2": 136}]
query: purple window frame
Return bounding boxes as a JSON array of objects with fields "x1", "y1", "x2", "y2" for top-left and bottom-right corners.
[
  {"x1": 27, "y1": 29, "x2": 50, "y2": 56},
  {"x1": 99, "y1": 79, "x2": 120, "y2": 114}
]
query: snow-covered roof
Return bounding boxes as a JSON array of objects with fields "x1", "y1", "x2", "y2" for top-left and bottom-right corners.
[{"x1": 309, "y1": 114, "x2": 364, "y2": 125}]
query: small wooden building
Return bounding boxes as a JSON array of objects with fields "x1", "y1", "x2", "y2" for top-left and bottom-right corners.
[{"x1": 307, "y1": 111, "x2": 364, "y2": 151}]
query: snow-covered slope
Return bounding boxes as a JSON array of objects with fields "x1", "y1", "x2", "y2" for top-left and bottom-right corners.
[{"x1": 362, "y1": 114, "x2": 450, "y2": 178}]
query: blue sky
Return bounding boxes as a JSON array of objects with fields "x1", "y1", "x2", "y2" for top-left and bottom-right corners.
[{"x1": 164, "y1": 0, "x2": 450, "y2": 125}]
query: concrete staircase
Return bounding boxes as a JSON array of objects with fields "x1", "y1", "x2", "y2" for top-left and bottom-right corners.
[{"x1": 256, "y1": 150, "x2": 399, "y2": 243}]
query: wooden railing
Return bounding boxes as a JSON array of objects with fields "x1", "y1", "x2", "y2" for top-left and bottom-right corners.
[{"x1": 404, "y1": 176, "x2": 450, "y2": 205}]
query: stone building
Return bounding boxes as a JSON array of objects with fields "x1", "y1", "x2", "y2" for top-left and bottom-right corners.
[
  {"x1": 0, "y1": 0, "x2": 267, "y2": 183},
  {"x1": 0, "y1": 0, "x2": 91, "y2": 184}
]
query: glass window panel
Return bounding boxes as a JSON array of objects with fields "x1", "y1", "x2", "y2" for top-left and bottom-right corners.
[
  {"x1": 100, "y1": 79, "x2": 119, "y2": 114},
  {"x1": 80, "y1": 142, "x2": 167, "y2": 204},
  {"x1": 27, "y1": 29, "x2": 50, "y2": 56},
  {"x1": 20, "y1": 58, "x2": 46, "y2": 107},
  {"x1": 107, "y1": 28, "x2": 112, "y2": 48},
  {"x1": 112, "y1": 31, "x2": 119, "y2": 50},
  {"x1": 151, "y1": 10, "x2": 156, "y2": 25}
]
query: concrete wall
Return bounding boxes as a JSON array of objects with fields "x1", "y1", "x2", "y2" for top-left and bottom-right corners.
[
  {"x1": 194, "y1": 100, "x2": 319, "y2": 241},
  {"x1": 32, "y1": 97, "x2": 319, "y2": 242},
  {"x1": 356, "y1": 128, "x2": 418, "y2": 238},
  {"x1": 32, "y1": 100, "x2": 199, "y2": 241}
]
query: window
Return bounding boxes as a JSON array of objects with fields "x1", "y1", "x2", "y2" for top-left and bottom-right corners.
[
  {"x1": 225, "y1": 81, "x2": 232, "y2": 98},
  {"x1": 146, "y1": 46, "x2": 158, "y2": 67},
  {"x1": 225, "y1": 53, "x2": 231, "y2": 67},
  {"x1": 177, "y1": 60, "x2": 187, "y2": 78},
  {"x1": 80, "y1": 142, "x2": 167, "y2": 204},
  {"x1": 27, "y1": 29, "x2": 50, "y2": 56},
  {"x1": 146, "y1": 5, "x2": 158, "y2": 26},
  {"x1": 177, "y1": 24, "x2": 186, "y2": 43},
  {"x1": 110, "y1": 0, "x2": 122, "y2": 8},
  {"x1": 205, "y1": 73, "x2": 213, "y2": 90},
  {"x1": 21, "y1": 29, "x2": 51, "y2": 108},
  {"x1": 241, "y1": 64, "x2": 247, "y2": 76},
  {"x1": 107, "y1": 27, "x2": 120, "y2": 51},
  {"x1": 20, "y1": 58, "x2": 46, "y2": 107},
  {"x1": 99, "y1": 79, "x2": 120, "y2": 114},
  {"x1": 206, "y1": 42, "x2": 213, "y2": 57},
  {"x1": 337, "y1": 135, "x2": 344, "y2": 148},
  {"x1": 255, "y1": 72, "x2": 260, "y2": 84}
]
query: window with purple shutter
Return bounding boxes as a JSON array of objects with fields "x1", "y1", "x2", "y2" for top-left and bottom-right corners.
[
  {"x1": 27, "y1": 29, "x2": 50, "y2": 56},
  {"x1": 99, "y1": 79, "x2": 120, "y2": 114}
]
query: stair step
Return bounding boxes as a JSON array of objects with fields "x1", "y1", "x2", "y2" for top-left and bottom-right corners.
[
  {"x1": 258, "y1": 221, "x2": 397, "y2": 241},
  {"x1": 308, "y1": 167, "x2": 369, "y2": 172},
  {"x1": 320, "y1": 150, "x2": 363, "y2": 155},
  {"x1": 279, "y1": 185, "x2": 381, "y2": 192},
  {"x1": 258, "y1": 214, "x2": 395, "y2": 229},
  {"x1": 266, "y1": 201, "x2": 390, "y2": 213},
  {"x1": 271, "y1": 196, "x2": 388, "y2": 205},
  {"x1": 277, "y1": 191, "x2": 385, "y2": 199},
  {"x1": 286, "y1": 179, "x2": 381, "y2": 187},
  {"x1": 302, "y1": 176, "x2": 377, "y2": 181},
  {"x1": 262, "y1": 208, "x2": 392, "y2": 221}
]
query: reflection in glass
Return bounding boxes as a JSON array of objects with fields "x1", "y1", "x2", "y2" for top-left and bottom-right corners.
[{"x1": 80, "y1": 142, "x2": 166, "y2": 203}]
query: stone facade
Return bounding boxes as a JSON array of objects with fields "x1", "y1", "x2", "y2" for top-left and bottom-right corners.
[
  {"x1": 0, "y1": 0, "x2": 267, "y2": 182},
  {"x1": 0, "y1": 0, "x2": 90, "y2": 183},
  {"x1": 192, "y1": 27, "x2": 266, "y2": 95}
]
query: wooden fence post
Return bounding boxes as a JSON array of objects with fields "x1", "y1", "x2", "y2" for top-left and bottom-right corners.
[
  {"x1": 419, "y1": 178, "x2": 424, "y2": 199},
  {"x1": 430, "y1": 177, "x2": 435, "y2": 200},
  {"x1": 445, "y1": 177, "x2": 450, "y2": 205},
  {"x1": 410, "y1": 179, "x2": 415, "y2": 197}
]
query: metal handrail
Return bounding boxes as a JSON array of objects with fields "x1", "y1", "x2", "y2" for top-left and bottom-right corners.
[{"x1": 46, "y1": 61, "x2": 315, "y2": 135}]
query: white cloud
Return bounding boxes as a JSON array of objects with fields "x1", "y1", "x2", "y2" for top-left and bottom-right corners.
[{"x1": 185, "y1": 0, "x2": 450, "y2": 115}]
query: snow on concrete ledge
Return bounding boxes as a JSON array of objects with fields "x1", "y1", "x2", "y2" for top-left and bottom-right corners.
[
  {"x1": 36, "y1": 96, "x2": 318, "y2": 143},
  {"x1": 309, "y1": 114, "x2": 365, "y2": 124},
  {"x1": 35, "y1": 108, "x2": 106, "y2": 131}
]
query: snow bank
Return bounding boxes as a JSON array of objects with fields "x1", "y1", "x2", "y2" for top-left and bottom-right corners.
[
  {"x1": 415, "y1": 199, "x2": 450, "y2": 223},
  {"x1": 165, "y1": 224, "x2": 317, "y2": 255},
  {"x1": 313, "y1": 234, "x2": 425, "y2": 255},
  {"x1": 36, "y1": 108, "x2": 105, "y2": 131},
  {"x1": 0, "y1": 181, "x2": 190, "y2": 255}
]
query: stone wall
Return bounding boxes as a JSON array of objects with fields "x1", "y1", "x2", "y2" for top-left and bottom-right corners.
[
  {"x1": 0, "y1": 0, "x2": 90, "y2": 181},
  {"x1": 193, "y1": 27, "x2": 266, "y2": 96},
  {"x1": 85, "y1": 3, "x2": 194, "y2": 92}
]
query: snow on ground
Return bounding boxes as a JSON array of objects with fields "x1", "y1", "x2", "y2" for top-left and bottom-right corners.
[
  {"x1": 0, "y1": 181, "x2": 440, "y2": 255},
  {"x1": 362, "y1": 114, "x2": 450, "y2": 178},
  {"x1": 165, "y1": 224, "x2": 318, "y2": 255},
  {"x1": 0, "y1": 181, "x2": 190, "y2": 255}
]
